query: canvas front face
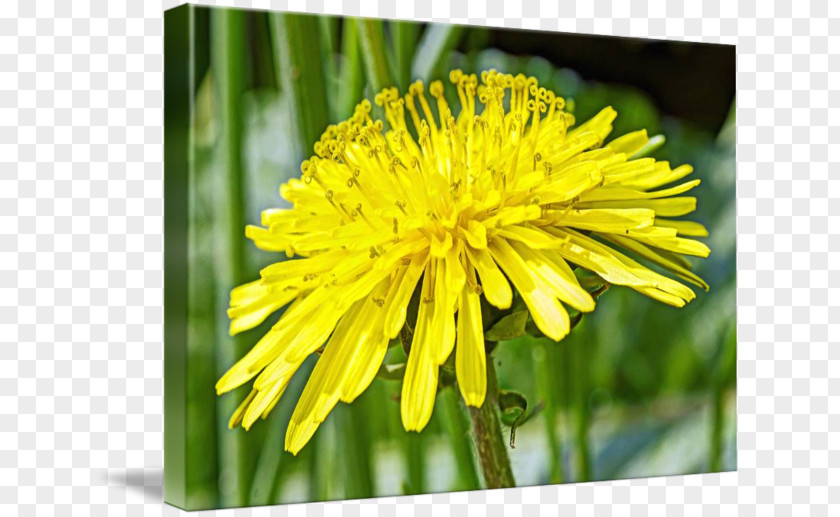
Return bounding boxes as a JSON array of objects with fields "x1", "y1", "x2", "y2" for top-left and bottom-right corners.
[{"x1": 164, "y1": 5, "x2": 736, "y2": 510}]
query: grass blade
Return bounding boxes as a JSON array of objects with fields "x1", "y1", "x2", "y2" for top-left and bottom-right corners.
[
  {"x1": 270, "y1": 12, "x2": 331, "y2": 161},
  {"x1": 210, "y1": 7, "x2": 256, "y2": 508},
  {"x1": 535, "y1": 341, "x2": 564, "y2": 484},
  {"x1": 357, "y1": 18, "x2": 395, "y2": 93},
  {"x1": 710, "y1": 321, "x2": 736, "y2": 471},
  {"x1": 411, "y1": 23, "x2": 465, "y2": 82},
  {"x1": 391, "y1": 20, "x2": 419, "y2": 90},
  {"x1": 403, "y1": 432, "x2": 426, "y2": 495},
  {"x1": 337, "y1": 19, "x2": 365, "y2": 119},
  {"x1": 318, "y1": 15, "x2": 340, "y2": 115},
  {"x1": 570, "y1": 321, "x2": 592, "y2": 481},
  {"x1": 339, "y1": 403, "x2": 376, "y2": 498},
  {"x1": 319, "y1": 15, "x2": 339, "y2": 72}
]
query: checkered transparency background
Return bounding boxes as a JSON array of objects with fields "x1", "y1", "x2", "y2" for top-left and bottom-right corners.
[{"x1": 0, "y1": 0, "x2": 835, "y2": 514}]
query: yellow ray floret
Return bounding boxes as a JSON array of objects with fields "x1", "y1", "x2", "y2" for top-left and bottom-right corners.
[{"x1": 217, "y1": 69, "x2": 711, "y2": 454}]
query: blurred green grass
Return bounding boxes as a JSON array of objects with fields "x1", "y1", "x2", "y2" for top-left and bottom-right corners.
[{"x1": 179, "y1": 7, "x2": 736, "y2": 508}]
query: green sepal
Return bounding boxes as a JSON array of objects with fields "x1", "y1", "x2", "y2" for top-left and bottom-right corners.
[
  {"x1": 574, "y1": 268, "x2": 606, "y2": 291},
  {"x1": 484, "y1": 310, "x2": 529, "y2": 342}
]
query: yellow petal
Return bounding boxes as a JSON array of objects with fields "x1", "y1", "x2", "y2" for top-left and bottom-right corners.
[
  {"x1": 228, "y1": 284, "x2": 298, "y2": 336},
  {"x1": 576, "y1": 197, "x2": 697, "y2": 218},
  {"x1": 654, "y1": 218, "x2": 709, "y2": 237},
  {"x1": 430, "y1": 255, "x2": 460, "y2": 365},
  {"x1": 401, "y1": 269, "x2": 439, "y2": 432},
  {"x1": 456, "y1": 267, "x2": 486, "y2": 407},
  {"x1": 215, "y1": 321, "x2": 301, "y2": 395},
  {"x1": 607, "y1": 129, "x2": 648, "y2": 156},
  {"x1": 600, "y1": 158, "x2": 656, "y2": 186},
  {"x1": 577, "y1": 179, "x2": 701, "y2": 203},
  {"x1": 489, "y1": 238, "x2": 570, "y2": 341},
  {"x1": 568, "y1": 106, "x2": 616, "y2": 142},
  {"x1": 541, "y1": 208, "x2": 655, "y2": 234},
  {"x1": 544, "y1": 227, "x2": 696, "y2": 304},
  {"x1": 625, "y1": 228, "x2": 711, "y2": 258},
  {"x1": 245, "y1": 225, "x2": 290, "y2": 252},
  {"x1": 285, "y1": 287, "x2": 391, "y2": 454},
  {"x1": 620, "y1": 163, "x2": 694, "y2": 191},
  {"x1": 497, "y1": 224, "x2": 565, "y2": 249},
  {"x1": 481, "y1": 204, "x2": 541, "y2": 229},
  {"x1": 463, "y1": 220, "x2": 487, "y2": 248},
  {"x1": 465, "y1": 246, "x2": 512, "y2": 309},
  {"x1": 509, "y1": 240, "x2": 595, "y2": 312},
  {"x1": 383, "y1": 251, "x2": 429, "y2": 338},
  {"x1": 528, "y1": 162, "x2": 602, "y2": 205},
  {"x1": 242, "y1": 364, "x2": 300, "y2": 430},
  {"x1": 228, "y1": 389, "x2": 257, "y2": 429},
  {"x1": 599, "y1": 233, "x2": 709, "y2": 290},
  {"x1": 430, "y1": 231, "x2": 453, "y2": 258},
  {"x1": 259, "y1": 248, "x2": 350, "y2": 283}
]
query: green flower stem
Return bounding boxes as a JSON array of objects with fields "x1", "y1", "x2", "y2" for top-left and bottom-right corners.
[
  {"x1": 467, "y1": 353, "x2": 516, "y2": 489},
  {"x1": 438, "y1": 387, "x2": 481, "y2": 491}
]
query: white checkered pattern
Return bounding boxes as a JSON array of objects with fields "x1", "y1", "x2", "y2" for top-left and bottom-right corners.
[{"x1": 0, "y1": 0, "x2": 836, "y2": 515}]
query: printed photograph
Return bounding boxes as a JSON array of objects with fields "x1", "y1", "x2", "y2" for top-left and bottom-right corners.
[{"x1": 164, "y1": 5, "x2": 736, "y2": 510}]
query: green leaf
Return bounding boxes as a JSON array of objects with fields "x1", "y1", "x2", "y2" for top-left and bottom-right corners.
[
  {"x1": 484, "y1": 310, "x2": 529, "y2": 342},
  {"x1": 411, "y1": 23, "x2": 465, "y2": 82},
  {"x1": 498, "y1": 390, "x2": 528, "y2": 449}
]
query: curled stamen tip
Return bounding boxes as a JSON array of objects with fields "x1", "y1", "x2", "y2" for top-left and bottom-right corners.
[{"x1": 408, "y1": 80, "x2": 424, "y2": 95}]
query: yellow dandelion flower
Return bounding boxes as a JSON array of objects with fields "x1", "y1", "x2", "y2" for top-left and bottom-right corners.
[{"x1": 217, "y1": 69, "x2": 710, "y2": 455}]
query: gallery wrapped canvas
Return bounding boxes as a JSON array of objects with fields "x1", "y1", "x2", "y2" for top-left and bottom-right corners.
[{"x1": 164, "y1": 4, "x2": 735, "y2": 510}]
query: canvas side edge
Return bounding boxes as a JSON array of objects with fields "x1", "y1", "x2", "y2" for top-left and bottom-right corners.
[{"x1": 163, "y1": 3, "x2": 191, "y2": 510}]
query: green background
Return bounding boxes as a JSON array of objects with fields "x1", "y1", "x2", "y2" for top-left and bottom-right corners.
[{"x1": 165, "y1": 5, "x2": 736, "y2": 510}]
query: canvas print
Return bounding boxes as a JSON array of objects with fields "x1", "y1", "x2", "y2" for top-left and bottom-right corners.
[{"x1": 164, "y1": 4, "x2": 736, "y2": 510}]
